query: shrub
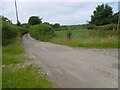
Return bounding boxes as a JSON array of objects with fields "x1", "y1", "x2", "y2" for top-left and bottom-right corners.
[
  {"x1": 95, "y1": 24, "x2": 119, "y2": 30},
  {"x1": 2, "y1": 22, "x2": 28, "y2": 46},
  {"x1": 13, "y1": 25, "x2": 28, "y2": 37},
  {"x1": 2, "y1": 22, "x2": 17, "y2": 45},
  {"x1": 52, "y1": 23, "x2": 60, "y2": 29},
  {"x1": 29, "y1": 24, "x2": 53, "y2": 41},
  {"x1": 87, "y1": 24, "x2": 96, "y2": 29}
]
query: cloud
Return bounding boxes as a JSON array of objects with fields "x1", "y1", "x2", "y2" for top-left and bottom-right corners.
[
  {"x1": 2, "y1": 0, "x2": 119, "y2": 2},
  {"x1": 2, "y1": 2, "x2": 118, "y2": 25}
]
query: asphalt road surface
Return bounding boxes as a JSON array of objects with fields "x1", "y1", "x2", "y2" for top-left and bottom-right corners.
[{"x1": 22, "y1": 34, "x2": 118, "y2": 88}]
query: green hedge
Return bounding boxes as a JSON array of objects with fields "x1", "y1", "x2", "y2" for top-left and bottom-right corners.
[
  {"x1": 29, "y1": 24, "x2": 53, "y2": 41},
  {"x1": 55, "y1": 24, "x2": 119, "y2": 31},
  {"x1": 94, "y1": 24, "x2": 120, "y2": 30},
  {"x1": 2, "y1": 22, "x2": 28, "y2": 46}
]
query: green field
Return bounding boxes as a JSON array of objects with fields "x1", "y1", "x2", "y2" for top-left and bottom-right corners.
[
  {"x1": 2, "y1": 38, "x2": 54, "y2": 88},
  {"x1": 50, "y1": 30, "x2": 118, "y2": 48}
]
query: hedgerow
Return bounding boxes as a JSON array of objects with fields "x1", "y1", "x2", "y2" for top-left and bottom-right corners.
[
  {"x1": 29, "y1": 24, "x2": 54, "y2": 41},
  {"x1": 2, "y1": 22, "x2": 28, "y2": 46}
]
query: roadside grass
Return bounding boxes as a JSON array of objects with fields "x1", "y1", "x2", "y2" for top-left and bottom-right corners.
[
  {"x1": 2, "y1": 66, "x2": 54, "y2": 88},
  {"x1": 2, "y1": 38, "x2": 54, "y2": 88},
  {"x1": 50, "y1": 30, "x2": 118, "y2": 48},
  {"x1": 2, "y1": 38, "x2": 25, "y2": 65}
]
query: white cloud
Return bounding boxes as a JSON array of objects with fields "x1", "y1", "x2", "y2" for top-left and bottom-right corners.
[
  {"x1": 2, "y1": 0, "x2": 119, "y2": 2},
  {"x1": 2, "y1": 2, "x2": 118, "y2": 25}
]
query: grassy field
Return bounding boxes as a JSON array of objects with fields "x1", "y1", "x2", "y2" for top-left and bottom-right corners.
[
  {"x1": 2, "y1": 38, "x2": 54, "y2": 88},
  {"x1": 50, "y1": 30, "x2": 118, "y2": 48}
]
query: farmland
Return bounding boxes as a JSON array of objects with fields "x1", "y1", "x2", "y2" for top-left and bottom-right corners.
[{"x1": 49, "y1": 30, "x2": 118, "y2": 48}]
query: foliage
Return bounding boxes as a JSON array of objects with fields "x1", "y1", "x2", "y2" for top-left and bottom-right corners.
[
  {"x1": 112, "y1": 12, "x2": 119, "y2": 24},
  {"x1": 16, "y1": 21, "x2": 21, "y2": 26},
  {"x1": 94, "y1": 24, "x2": 120, "y2": 30},
  {"x1": 2, "y1": 22, "x2": 28, "y2": 46},
  {"x1": 43, "y1": 22, "x2": 50, "y2": 25},
  {"x1": 0, "y1": 15, "x2": 12, "y2": 24},
  {"x1": 54, "y1": 23, "x2": 119, "y2": 31},
  {"x1": 28, "y1": 16, "x2": 42, "y2": 25},
  {"x1": 2, "y1": 22, "x2": 17, "y2": 46},
  {"x1": 90, "y1": 4, "x2": 113, "y2": 26},
  {"x1": 87, "y1": 24, "x2": 96, "y2": 29},
  {"x1": 55, "y1": 25, "x2": 68, "y2": 31},
  {"x1": 67, "y1": 30, "x2": 72, "y2": 39},
  {"x1": 55, "y1": 25, "x2": 89, "y2": 31},
  {"x1": 21, "y1": 23, "x2": 29, "y2": 28},
  {"x1": 29, "y1": 24, "x2": 53, "y2": 41},
  {"x1": 50, "y1": 30, "x2": 118, "y2": 48},
  {"x1": 52, "y1": 23, "x2": 60, "y2": 29}
]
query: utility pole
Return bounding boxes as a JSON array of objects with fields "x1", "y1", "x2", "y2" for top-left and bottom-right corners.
[{"x1": 14, "y1": 0, "x2": 19, "y2": 23}]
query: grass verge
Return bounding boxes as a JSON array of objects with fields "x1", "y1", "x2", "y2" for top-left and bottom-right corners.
[{"x1": 2, "y1": 37, "x2": 54, "y2": 88}]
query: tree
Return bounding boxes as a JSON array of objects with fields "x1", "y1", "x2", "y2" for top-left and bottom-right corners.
[
  {"x1": 28, "y1": 16, "x2": 42, "y2": 25},
  {"x1": 16, "y1": 21, "x2": 21, "y2": 26},
  {"x1": 1, "y1": 15, "x2": 12, "y2": 24},
  {"x1": 43, "y1": 22, "x2": 50, "y2": 25},
  {"x1": 112, "y1": 12, "x2": 119, "y2": 24},
  {"x1": 90, "y1": 4, "x2": 113, "y2": 26},
  {"x1": 52, "y1": 23, "x2": 60, "y2": 28}
]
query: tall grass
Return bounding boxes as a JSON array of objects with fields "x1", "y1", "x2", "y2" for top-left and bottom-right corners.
[
  {"x1": 2, "y1": 38, "x2": 25, "y2": 65},
  {"x1": 50, "y1": 30, "x2": 118, "y2": 48}
]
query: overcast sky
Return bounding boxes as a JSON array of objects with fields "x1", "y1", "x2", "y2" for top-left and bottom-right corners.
[{"x1": 1, "y1": 0, "x2": 119, "y2": 25}]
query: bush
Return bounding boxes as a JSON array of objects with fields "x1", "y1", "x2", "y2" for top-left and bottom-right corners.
[
  {"x1": 87, "y1": 24, "x2": 96, "y2": 29},
  {"x1": 2, "y1": 22, "x2": 28, "y2": 46},
  {"x1": 13, "y1": 25, "x2": 28, "y2": 37},
  {"x1": 95, "y1": 24, "x2": 119, "y2": 30},
  {"x1": 2, "y1": 22, "x2": 17, "y2": 45},
  {"x1": 29, "y1": 24, "x2": 53, "y2": 41}
]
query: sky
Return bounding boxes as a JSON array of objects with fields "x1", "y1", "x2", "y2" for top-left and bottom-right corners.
[{"x1": 1, "y1": 0, "x2": 119, "y2": 25}]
